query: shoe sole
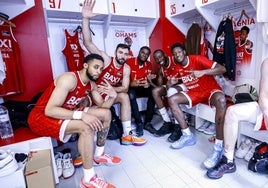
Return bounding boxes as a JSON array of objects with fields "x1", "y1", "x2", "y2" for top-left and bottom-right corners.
[
  {"x1": 93, "y1": 161, "x2": 122, "y2": 166},
  {"x1": 171, "y1": 140, "x2": 196, "y2": 149},
  {"x1": 206, "y1": 168, "x2": 236, "y2": 179}
]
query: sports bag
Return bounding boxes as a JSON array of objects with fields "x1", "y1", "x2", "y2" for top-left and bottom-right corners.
[
  {"x1": 232, "y1": 83, "x2": 258, "y2": 104},
  {"x1": 248, "y1": 142, "x2": 268, "y2": 174}
]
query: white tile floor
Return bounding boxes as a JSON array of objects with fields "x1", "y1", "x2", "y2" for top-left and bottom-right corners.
[{"x1": 56, "y1": 114, "x2": 268, "y2": 188}]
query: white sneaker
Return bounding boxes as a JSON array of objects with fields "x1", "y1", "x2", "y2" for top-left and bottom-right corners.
[
  {"x1": 0, "y1": 149, "x2": 18, "y2": 177},
  {"x1": 235, "y1": 138, "x2": 252, "y2": 159},
  {"x1": 62, "y1": 153, "x2": 75, "y2": 179},
  {"x1": 54, "y1": 152, "x2": 63, "y2": 178},
  {"x1": 244, "y1": 142, "x2": 260, "y2": 162}
]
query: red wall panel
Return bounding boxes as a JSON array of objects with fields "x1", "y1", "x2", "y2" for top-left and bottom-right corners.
[
  {"x1": 149, "y1": 0, "x2": 185, "y2": 73},
  {"x1": 5, "y1": 0, "x2": 53, "y2": 101}
]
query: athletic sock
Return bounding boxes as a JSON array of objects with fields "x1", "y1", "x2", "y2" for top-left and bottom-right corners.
[
  {"x1": 159, "y1": 107, "x2": 171, "y2": 122},
  {"x1": 122, "y1": 120, "x2": 132, "y2": 135}
]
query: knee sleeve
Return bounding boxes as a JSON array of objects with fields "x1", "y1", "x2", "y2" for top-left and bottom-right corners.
[{"x1": 167, "y1": 87, "x2": 178, "y2": 97}]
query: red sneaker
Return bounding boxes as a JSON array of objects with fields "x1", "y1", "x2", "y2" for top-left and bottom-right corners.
[
  {"x1": 94, "y1": 153, "x2": 121, "y2": 166},
  {"x1": 80, "y1": 174, "x2": 115, "y2": 188}
]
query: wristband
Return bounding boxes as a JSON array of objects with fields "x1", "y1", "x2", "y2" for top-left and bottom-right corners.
[{"x1": 73, "y1": 111, "x2": 83, "y2": 120}]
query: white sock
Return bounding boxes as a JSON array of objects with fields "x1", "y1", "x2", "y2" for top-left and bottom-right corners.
[
  {"x1": 94, "y1": 146, "x2": 104, "y2": 157},
  {"x1": 182, "y1": 127, "x2": 191, "y2": 135},
  {"x1": 159, "y1": 107, "x2": 171, "y2": 122},
  {"x1": 174, "y1": 119, "x2": 179, "y2": 124},
  {"x1": 83, "y1": 167, "x2": 95, "y2": 183},
  {"x1": 122, "y1": 120, "x2": 132, "y2": 135},
  {"x1": 215, "y1": 139, "x2": 223, "y2": 147}
]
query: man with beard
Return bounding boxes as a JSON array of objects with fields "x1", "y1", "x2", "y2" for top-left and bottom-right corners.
[
  {"x1": 28, "y1": 54, "x2": 118, "y2": 187},
  {"x1": 82, "y1": 0, "x2": 147, "y2": 146},
  {"x1": 152, "y1": 49, "x2": 185, "y2": 142},
  {"x1": 168, "y1": 43, "x2": 227, "y2": 171},
  {"x1": 126, "y1": 46, "x2": 156, "y2": 136}
]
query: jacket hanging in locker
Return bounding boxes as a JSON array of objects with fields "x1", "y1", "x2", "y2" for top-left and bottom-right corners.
[
  {"x1": 213, "y1": 18, "x2": 236, "y2": 80},
  {"x1": 62, "y1": 29, "x2": 85, "y2": 72},
  {"x1": 0, "y1": 24, "x2": 24, "y2": 97},
  {"x1": 185, "y1": 23, "x2": 201, "y2": 55}
]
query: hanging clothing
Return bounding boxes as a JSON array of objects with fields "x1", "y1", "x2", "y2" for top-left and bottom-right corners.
[
  {"x1": 185, "y1": 23, "x2": 201, "y2": 55},
  {"x1": 0, "y1": 24, "x2": 24, "y2": 97},
  {"x1": 213, "y1": 18, "x2": 236, "y2": 80},
  {"x1": 62, "y1": 29, "x2": 85, "y2": 71},
  {"x1": 0, "y1": 52, "x2": 6, "y2": 84}
]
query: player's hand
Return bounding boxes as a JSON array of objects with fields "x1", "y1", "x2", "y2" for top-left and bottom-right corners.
[
  {"x1": 97, "y1": 79, "x2": 117, "y2": 99},
  {"x1": 82, "y1": 0, "x2": 99, "y2": 19}
]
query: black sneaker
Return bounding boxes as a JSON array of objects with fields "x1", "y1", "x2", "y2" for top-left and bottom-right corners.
[
  {"x1": 154, "y1": 122, "x2": 173, "y2": 137},
  {"x1": 144, "y1": 123, "x2": 157, "y2": 134},
  {"x1": 167, "y1": 125, "x2": 182, "y2": 143},
  {"x1": 206, "y1": 156, "x2": 236, "y2": 179},
  {"x1": 135, "y1": 123, "x2": 144, "y2": 137}
]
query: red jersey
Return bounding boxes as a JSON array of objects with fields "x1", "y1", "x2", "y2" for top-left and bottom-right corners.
[
  {"x1": 31, "y1": 71, "x2": 93, "y2": 114},
  {"x1": 62, "y1": 29, "x2": 85, "y2": 71},
  {"x1": 28, "y1": 71, "x2": 93, "y2": 140},
  {"x1": 236, "y1": 41, "x2": 252, "y2": 65},
  {"x1": 127, "y1": 57, "x2": 152, "y2": 82},
  {"x1": 0, "y1": 24, "x2": 24, "y2": 97},
  {"x1": 96, "y1": 58, "x2": 125, "y2": 98},
  {"x1": 176, "y1": 55, "x2": 221, "y2": 92},
  {"x1": 160, "y1": 56, "x2": 180, "y2": 84}
]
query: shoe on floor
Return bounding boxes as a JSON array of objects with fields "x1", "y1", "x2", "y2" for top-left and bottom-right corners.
[
  {"x1": 235, "y1": 138, "x2": 252, "y2": 159},
  {"x1": 144, "y1": 123, "x2": 157, "y2": 134},
  {"x1": 74, "y1": 154, "x2": 82, "y2": 168},
  {"x1": 135, "y1": 123, "x2": 144, "y2": 137},
  {"x1": 171, "y1": 132, "x2": 196, "y2": 149},
  {"x1": 154, "y1": 121, "x2": 173, "y2": 137},
  {"x1": 203, "y1": 123, "x2": 216, "y2": 135},
  {"x1": 62, "y1": 153, "x2": 75, "y2": 179},
  {"x1": 121, "y1": 131, "x2": 147, "y2": 146},
  {"x1": 94, "y1": 152, "x2": 121, "y2": 166},
  {"x1": 207, "y1": 155, "x2": 236, "y2": 179},
  {"x1": 0, "y1": 149, "x2": 18, "y2": 178},
  {"x1": 197, "y1": 120, "x2": 211, "y2": 132},
  {"x1": 80, "y1": 174, "x2": 115, "y2": 188},
  {"x1": 244, "y1": 142, "x2": 260, "y2": 162},
  {"x1": 54, "y1": 152, "x2": 63, "y2": 178},
  {"x1": 203, "y1": 143, "x2": 223, "y2": 169},
  {"x1": 167, "y1": 126, "x2": 182, "y2": 143}
]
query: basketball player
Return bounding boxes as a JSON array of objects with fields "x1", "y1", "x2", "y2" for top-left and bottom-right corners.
[
  {"x1": 28, "y1": 54, "x2": 118, "y2": 187},
  {"x1": 168, "y1": 43, "x2": 227, "y2": 171},
  {"x1": 82, "y1": 0, "x2": 147, "y2": 146}
]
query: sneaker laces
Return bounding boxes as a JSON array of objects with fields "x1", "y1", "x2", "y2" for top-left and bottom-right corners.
[
  {"x1": 63, "y1": 158, "x2": 71, "y2": 169},
  {"x1": 56, "y1": 159, "x2": 62, "y2": 168},
  {"x1": 91, "y1": 175, "x2": 109, "y2": 187}
]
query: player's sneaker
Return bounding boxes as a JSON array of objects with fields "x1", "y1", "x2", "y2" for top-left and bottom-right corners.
[
  {"x1": 0, "y1": 149, "x2": 18, "y2": 177},
  {"x1": 121, "y1": 131, "x2": 147, "y2": 146},
  {"x1": 54, "y1": 152, "x2": 63, "y2": 178},
  {"x1": 80, "y1": 174, "x2": 115, "y2": 188},
  {"x1": 203, "y1": 143, "x2": 223, "y2": 169},
  {"x1": 171, "y1": 132, "x2": 196, "y2": 149},
  {"x1": 62, "y1": 153, "x2": 75, "y2": 179},
  {"x1": 235, "y1": 138, "x2": 252, "y2": 159},
  {"x1": 94, "y1": 153, "x2": 121, "y2": 166},
  {"x1": 207, "y1": 156, "x2": 236, "y2": 179}
]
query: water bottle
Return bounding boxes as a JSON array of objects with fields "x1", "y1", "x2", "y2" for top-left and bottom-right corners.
[{"x1": 0, "y1": 105, "x2": 14, "y2": 139}]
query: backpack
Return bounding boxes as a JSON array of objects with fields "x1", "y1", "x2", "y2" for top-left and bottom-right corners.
[
  {"x1": 107, "y1": 106, "x2": 123, "y2": 140},
  {"x1": 248, "y1": 142, "x2": 268, "y2": 174},
  {"x1": 2, "y1": 92, "x2": 43, "y2": 130},
  {"x1": 232, "y1": 83, "x2": 258, "y2": 104}
]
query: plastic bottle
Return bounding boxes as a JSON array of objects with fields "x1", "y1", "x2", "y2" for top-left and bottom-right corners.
[{"x1": 0, "y1": 105, "x2": 14, "y2": 139}]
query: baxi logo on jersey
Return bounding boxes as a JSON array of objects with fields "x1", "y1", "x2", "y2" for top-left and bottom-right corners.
[
  {"x1": 0, "y1": 39, "x2": 12, "y2": 50},
  {"x1": 103, "y1": 72, "x2": 121, "y2": 84},
  {"x1": 70, "y1": 43, "x2": 78, "y2": 51}
]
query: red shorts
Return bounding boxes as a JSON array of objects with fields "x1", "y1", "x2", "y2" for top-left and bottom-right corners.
[
  {"x1": 28, "y1": 108, "x2": 72, "y2": 143},
  {"x1": 181, "y1": 88, "x2": 223, "y2": 108}
]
